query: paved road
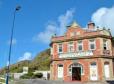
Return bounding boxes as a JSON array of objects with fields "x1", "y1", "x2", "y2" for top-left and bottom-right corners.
[
  {"x1": 10, "y1": 79, "x2": 114, "y2": 84},
  {"x1": 10, "y1": 79, "x2": 82, "y2": 84}
]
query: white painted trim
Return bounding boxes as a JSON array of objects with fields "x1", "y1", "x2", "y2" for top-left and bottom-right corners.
[
  {"x1": 104, "y1": 63, "x2": 110, "y2": 79},
  {"x1": 68, "y1": 63, "x2": 84, "y2": 76},
  {"x1": 68, "y1": 41, "x2": 74, "y2": 52},
  {"x1": 57, "y1": 64, "x2": 64, "y2": 78},
  {"x1": 50, "y1": 47, "x2": 53, "y2": 55},
  {"x1": 89, "y1": 39, "x2": 96, "y2": 50},
  {"x1": 90, "y1": 62, "x2": 98, "y2": 81},
  {"x1": 77, "y1": 40, "x2": 83, "y2": 51},
  {"x1": 103, "y1": 39, "x2": 109, "y2": 50},
  {"x1": 57, "y1": 43, "x2": 63, "y2": 54}
]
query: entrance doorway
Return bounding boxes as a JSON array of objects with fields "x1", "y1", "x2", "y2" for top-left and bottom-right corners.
[
  {"x1": 68, "y1": 63, "x2": 83, "y2": 81},
  {"x1": 72, "y1": 67, "x2": 81, "y2": 81},
  {"x1": 57, "y1": 64, "x2": 63, "y2": 78},
  {"x1": 90, "y1": 62, "x2": 98, "y2": 80}
]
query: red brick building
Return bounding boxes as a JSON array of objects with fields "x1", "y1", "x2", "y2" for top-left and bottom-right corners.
[{"x1": 50, "y1": 21, "x2": 114, "y2": 82}]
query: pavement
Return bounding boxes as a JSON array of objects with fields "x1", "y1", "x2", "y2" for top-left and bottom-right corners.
[
  {"x1": 9, "y1": 79, "x2": 114, "y2": 84},
  {"x1": 10, "y1": 79, "x2": 82, "y2": 84}
]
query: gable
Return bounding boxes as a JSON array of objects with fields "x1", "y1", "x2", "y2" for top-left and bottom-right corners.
[{"x1": 66, "y1": 26, "x2": 85, "y2": 38}]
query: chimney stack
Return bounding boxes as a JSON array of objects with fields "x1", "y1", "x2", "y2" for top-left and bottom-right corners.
[{"x1": 88, "y1": 21, "x2": 95, "y2": 30}]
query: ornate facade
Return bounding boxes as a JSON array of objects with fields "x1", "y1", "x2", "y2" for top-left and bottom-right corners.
[{"x1": 50, "y1": 21, "x2": 114, "y2": 82}]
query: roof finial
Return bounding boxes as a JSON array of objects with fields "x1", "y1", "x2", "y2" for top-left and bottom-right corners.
[{"x1": 71, "y1": 21, "x2": 79, "y2": 27}]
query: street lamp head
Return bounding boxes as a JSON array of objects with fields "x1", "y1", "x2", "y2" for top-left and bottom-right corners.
[{"x1": 16, "y1": 5, "x2": 21, "y2": 11}]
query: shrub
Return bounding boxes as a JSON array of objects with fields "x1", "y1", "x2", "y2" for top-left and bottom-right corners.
[
  {"x1": 20, "y1": 72, "x2": 33, "y2": 79},
  {"x1": 32, "y1": 73, "x2": 43, "y2": 78}
]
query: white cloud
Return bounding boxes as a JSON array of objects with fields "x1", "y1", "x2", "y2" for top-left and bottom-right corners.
[
  {"x1": 58, "y1": 8, "x2": 75, "y2": 35},
  {"x1": 33, "y1": 8, "x2": 75, "y2": 44},
  {"x1": 91, "y1": 6, "x2": 114, "y2": 36},
  {"x1": 8, "y1": 38, "x2": 17, "y2": 45},
  {"x1": 18, "y1": 52, "x2": 32, "y2": 61},
  {"x1": 33, "y1": 22, "x2": 57, "y2": 43}
]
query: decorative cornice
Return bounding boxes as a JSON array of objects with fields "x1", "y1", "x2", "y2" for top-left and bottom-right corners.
[
  {"x1": 51, "y1": 55, "x2": 114, "y2": 61},
  {"x1": 51, "y1": 35, "x2": 112, "y2": 44}
]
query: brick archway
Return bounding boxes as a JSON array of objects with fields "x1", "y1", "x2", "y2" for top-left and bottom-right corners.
[{"x1": 68, "y1": 63, "x2": 83, "y2": 81}]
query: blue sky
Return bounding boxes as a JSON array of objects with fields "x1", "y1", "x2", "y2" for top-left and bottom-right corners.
[{"x1": 0, "y1": 0, "x2": 114, "y2": 68}]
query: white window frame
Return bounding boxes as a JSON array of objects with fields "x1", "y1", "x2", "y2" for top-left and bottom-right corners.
[
  {"x1": 68, "y1": 42, "x2": 74, "y2": 52},
  {"x1": 58, "y1": 43, "x2": 63, "y2": 53},
  {"x1": 50, "y1": 47, "x2": 53, "y2": 55},
  {"x1": 77, "y1": 40, "x2": 83, "y2": 51},
  {"x1": 89, "y1": 39, "x2": 96, "y2": 50},
  {"x1": 68, "y1": 63, "x2": 84, "y2": 75},
  {"x1": 103, "y1": 39, "x2": 108, "y2": 50}
]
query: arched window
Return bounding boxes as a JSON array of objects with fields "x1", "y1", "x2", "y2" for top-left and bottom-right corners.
[{"x1": 68, "y1": 63, "x2": 83, "y2": 75}]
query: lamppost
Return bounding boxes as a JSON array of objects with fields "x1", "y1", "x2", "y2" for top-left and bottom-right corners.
[{"x1": 6, "y1": 6, "x2": 21, "y2": 84}]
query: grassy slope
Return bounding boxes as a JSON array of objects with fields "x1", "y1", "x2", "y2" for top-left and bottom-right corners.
[
  {"x1": 29, "y1": 49, "x2": 50, "y2": 71},
  {"x1": 0, "y1": 49, "x2": 50, "y2": 74}
]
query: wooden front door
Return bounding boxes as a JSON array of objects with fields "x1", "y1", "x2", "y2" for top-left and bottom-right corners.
[{"x1": 72, "y1": 67, "x2": 81, "y2": 81}]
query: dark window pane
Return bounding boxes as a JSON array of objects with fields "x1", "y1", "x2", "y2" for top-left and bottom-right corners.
[
  {"x1": 91, "y1": 44, "x2": 95, "y2": 49},
  {"x1": 79, "y1": 45, "x2": 82, "y2": 50},
  {"x1": 59, "y1": 65, "x2": 63, "y2": 67}
]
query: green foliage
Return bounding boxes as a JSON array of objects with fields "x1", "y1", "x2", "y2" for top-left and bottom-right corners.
[
  {"x1": 0, "y1": 78, "x2": 5, "y2": 83},
  {"x1": 0, "y1": 49, "x2": 51, "y2": 75},
  {"x1": 20, "y1": 72, "x2": 34, "y2": 79},
  {"x1": 29, "y1": 49, "x2": 51, "y2": 71},
  {"x1": 10, "y1": 66, "x2": 23, "y2": 73},
  {"x1": 32, "y1": 73, "x2": 43, "y2": 78},
  {"x1": 20, "y1": 72, "x2": 43, "y2": 79}
]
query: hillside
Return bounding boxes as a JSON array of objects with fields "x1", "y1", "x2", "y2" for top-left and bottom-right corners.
[
  {"x1": 0, "y1": 49, "x2": 50, "y2": 74},
  {"x1": 29, "y1": 48, "x2": 51, "y2": 71}
]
